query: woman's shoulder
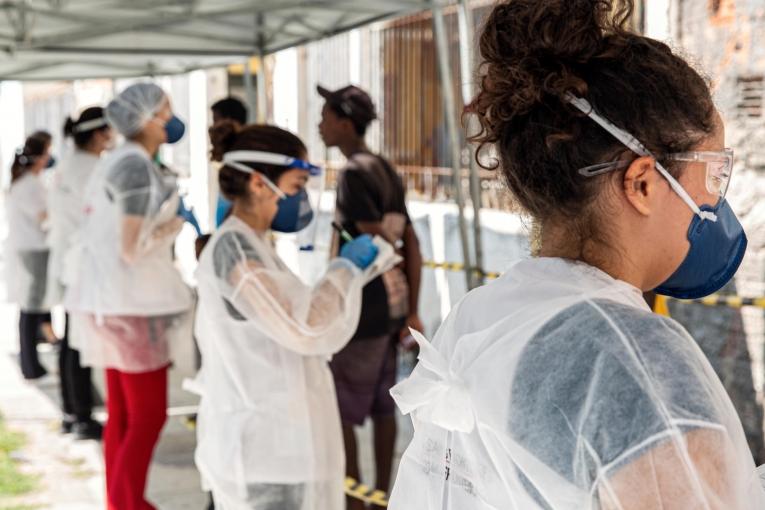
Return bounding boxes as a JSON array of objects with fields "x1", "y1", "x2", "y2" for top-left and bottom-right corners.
[
  {"x1": 207, "y1": 220, "x2": 266, "y2": 276},
  {"x1": 521, "y1": 298, "x2": 698, "y2": 378},
  {"x1": 508, "y1": 298, "x2": 725, "y2": 489},
  {"x1": 104, "y1": 148, "x2": 153, "y2": 190},
  {"x1": 10, "y1": 172, "x2": 43, "y2": 196}
]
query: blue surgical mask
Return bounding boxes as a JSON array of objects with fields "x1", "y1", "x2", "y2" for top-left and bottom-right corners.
[
  {"x1": 271, "y1": 188, "x2": 314, "y2": 233},
  {"x1": 655, "y1": 200, "x2": 747, "y2": 299},
  {"x1": 566, "y1": 93, "x2": 747, "y2": 299},
  {"x1": 165, "y1": 115, "x2": 186, "y2": 144}
]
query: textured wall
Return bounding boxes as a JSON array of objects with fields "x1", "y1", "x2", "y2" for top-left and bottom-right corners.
[{"x1": 668, "y1": 0, "x2": 765, "y2": 463}]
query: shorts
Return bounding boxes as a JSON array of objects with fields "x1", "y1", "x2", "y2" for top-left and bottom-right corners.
[{"x1": 329, "y1": 334, "x2": 397, "y2": 426}]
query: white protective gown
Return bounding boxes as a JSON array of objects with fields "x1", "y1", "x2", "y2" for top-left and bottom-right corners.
[
  {"x1": 64, "y1": 142, "x2": 193, "y2": 372},
  {"x1": 389, "y1": 257, "x2": 765, "y2": 510},
  {"x1": 46, "y1": 149, "x2": 100, "y2": 305},
  {"x1": 5, "y1": 172, "x2": 50, "y2": 312},
  {"x1": 190, "y1": 215, "x2": 397, "y2": 510}
]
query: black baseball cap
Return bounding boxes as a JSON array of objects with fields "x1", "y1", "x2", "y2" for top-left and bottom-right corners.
[{"x1": 317, "y1": 84, "x2": 377, "y2": 129}]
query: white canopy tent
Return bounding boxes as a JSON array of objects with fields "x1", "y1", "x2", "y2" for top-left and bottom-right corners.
[
  {"x1": 0, "y1": 0, "x2": 436, "y2": 80},
  {"x1": 0, "y1": 0, "x2": 484, "y2": 286}
]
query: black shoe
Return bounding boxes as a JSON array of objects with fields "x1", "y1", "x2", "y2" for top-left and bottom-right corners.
[{"x1": 73, "y1": 419, "x2": 103, "y2": 441}]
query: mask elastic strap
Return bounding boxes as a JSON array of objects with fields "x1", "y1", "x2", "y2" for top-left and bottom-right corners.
[
  {"x1": 221, "y1": 160, "x2": 287, "y2": 199},
  {"x1": 565, "y1": 93, "x2": 717, "y2": 222}
]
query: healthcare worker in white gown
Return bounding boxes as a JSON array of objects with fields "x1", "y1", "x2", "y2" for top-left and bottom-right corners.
[
  {"x1": 47, "y1": 106, "x2": 113, "y2": 439},
  {"x1": 190, "y1": 122, "x2": 397, "y2": 510},
  {"x1": 5, "y1": 133, "x2": 57, "y2": 380},
  {"x1": 64, "y1": 83, "x2": 194, "y2": 510},
  {"x1": 389, "y1": 1, "x2": 765, "y2": 509}
]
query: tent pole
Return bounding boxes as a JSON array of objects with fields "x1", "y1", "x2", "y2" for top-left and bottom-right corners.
[
  {"x1": 457, "y1": 0, "x2": 484, "y2": 285},
  {"x1": 243, "y1": 57, "x2": 257, "y2": 123},
  {"x1": 256, "y1": 50, "x2": 267, "y2": 123},
  {"x1": 432, "y1": 3, "x2": 475, "y2": 290}
]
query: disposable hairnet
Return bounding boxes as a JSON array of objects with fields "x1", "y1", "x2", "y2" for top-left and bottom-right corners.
[
  {"x1": 389, "y1": 257, "x2": 765, "y2": 509},
  {"x1": 106, "y1": 83, "x2": 166, "y2": 137}
]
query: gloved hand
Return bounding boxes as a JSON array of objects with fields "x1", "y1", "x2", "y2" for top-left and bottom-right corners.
[
  {"x1": 177, "y1": 197, "x2": 202, "y2": 237},
  {"x1": 340, "y1": 234, "x2": 379, "y2": 270}
]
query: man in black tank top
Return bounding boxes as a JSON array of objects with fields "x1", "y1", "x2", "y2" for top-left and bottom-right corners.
[{"x1": 319, "y1": 84, "x2": 423, "y2": 510}]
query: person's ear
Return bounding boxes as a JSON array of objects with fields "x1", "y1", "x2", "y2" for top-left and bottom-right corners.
[
  {"x1": 622, "y1": 156, "x2": 661, "y2": 217},
  {"x1": 340, "y1": 118, "x2": 356, "y2": 136},
  {"x1": 248, "y1": 172, "x2": 268, "y2": 198}
]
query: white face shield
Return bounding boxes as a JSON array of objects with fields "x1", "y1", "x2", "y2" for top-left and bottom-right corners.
[{"x1": 221, "y1": 150, "x2": 326, "y2": 251}]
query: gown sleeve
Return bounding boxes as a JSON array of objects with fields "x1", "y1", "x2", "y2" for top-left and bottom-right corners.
[{"x1": 211, "y1": 230, "x2": 370, "y2": 356}]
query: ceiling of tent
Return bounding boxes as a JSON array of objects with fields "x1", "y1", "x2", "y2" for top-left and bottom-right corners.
[{"x1": 0, "y1": 0, "x2": 436, "y2": 80}]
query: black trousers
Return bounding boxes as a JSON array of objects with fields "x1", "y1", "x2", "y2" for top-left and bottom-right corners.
[
  {"x1": 18, "y1": 311, "x2": 50, "y2": 380},
  {"x1": 59, "y1": 314, "x2": 94, "y2": 421}
]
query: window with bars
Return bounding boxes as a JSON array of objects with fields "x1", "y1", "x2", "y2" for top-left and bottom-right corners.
[{"x1": 736, "y1": 76, "x2": 764, "y2": 119}]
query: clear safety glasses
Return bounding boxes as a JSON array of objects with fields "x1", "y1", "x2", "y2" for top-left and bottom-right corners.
[{"x1": 578, "y1": 148, "x2": 735, "y2": 200}]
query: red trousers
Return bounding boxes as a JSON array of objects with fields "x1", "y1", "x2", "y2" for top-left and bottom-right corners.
[{"x1": 105, "y1": 366, "x2": 168, "y2": 510}]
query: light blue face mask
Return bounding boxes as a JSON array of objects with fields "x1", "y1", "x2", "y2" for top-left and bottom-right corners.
[
  {"x1": 221, "y1": 150, "x2": 321, "y2": 233},
  {"x1": 567, "y1": 93, "x2": 747, "y2": 300}
]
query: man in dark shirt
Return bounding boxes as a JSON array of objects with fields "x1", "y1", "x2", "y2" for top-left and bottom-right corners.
[{"x1": 318, "y1": 84, "x2": 423, "y2": 509}]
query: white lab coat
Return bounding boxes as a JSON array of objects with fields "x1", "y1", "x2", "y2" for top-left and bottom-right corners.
[
  {"x1": 46, "y1": 148, "x2": 100, "y2": 305},
  {"x1": 389, "y1": 257, "x2": 765, "y2": 509},
  {"x1": 189, "y1": 215, "x2": 397, "y2": 510},
  {"x1": 64, "y1": 142, "x2": 193, "y2": 372},
  {"x1": 5, "y1": 172, "x2": 50, "y2": 311}
]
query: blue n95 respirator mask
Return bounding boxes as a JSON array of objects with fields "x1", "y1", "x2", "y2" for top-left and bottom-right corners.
[
  {"x1": 221, "y1": 150, "x2": 321, "y2": 234},
  {"x1": 567, "y1": 93, "x2": 747, "y2": 300},
  {"x1": 164, "y1": 115, "x2": 185, "y2": 144}
]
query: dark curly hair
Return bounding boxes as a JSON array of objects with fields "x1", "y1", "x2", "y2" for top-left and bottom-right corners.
[
  {"x1": 64, "y1": 106, "x2": 109, "y2": 150},
  {"x1": 468, "y1": 0, "x2": 715, "y2": 255},
  {"x1": 209, "y1": 121, "x2": 308, "y2": 201}
]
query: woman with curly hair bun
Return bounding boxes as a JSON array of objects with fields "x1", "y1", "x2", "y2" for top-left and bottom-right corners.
[{"x1": 388, "y1": 0, "x2": 764, "y2": 508}]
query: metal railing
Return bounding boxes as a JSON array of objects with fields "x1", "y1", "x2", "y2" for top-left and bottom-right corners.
[{"x1": 323, "y1": 161, "x2": 515, "y2": 211}]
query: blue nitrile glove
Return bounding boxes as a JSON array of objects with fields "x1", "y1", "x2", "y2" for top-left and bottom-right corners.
[
  {"x1": 340, "y1": 234, "x2": 379, "y2": 270},
  {"x1": 177, "y1": 197, "x2": 203, "y2": 237}
]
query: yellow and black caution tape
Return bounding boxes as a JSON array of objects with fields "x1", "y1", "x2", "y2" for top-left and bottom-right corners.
[
  {"x1": 676, "y1": 294, "x2": 765, "y2": 309},
  {"x1": 423, "y1": 261, "x2": 765, "y2": 311},
  {"x1": 656, "y1": 293, "x2": 765, "y2": 318},
  {"x1": 345, "y1": 477, "x2": 388, "y2": 507},
  {"x1": 654, "y1": 295, "x2": 671, "y2": 317},
  {"x1": 423, "y1": 260, "x2": 501, "y2": 280}
]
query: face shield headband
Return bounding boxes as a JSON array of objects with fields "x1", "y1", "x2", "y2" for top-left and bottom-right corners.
[
  {"x1": 222, "y1": 150, "x2": 322, "y2": 197},
  {"x1": 73, "y1": 117, "x2": 108, "y2": 133}
]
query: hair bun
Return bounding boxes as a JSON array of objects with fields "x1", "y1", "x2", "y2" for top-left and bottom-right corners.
[
  {"x1": 209, "y1": 120, "x2": 241, "y2": 162},
  {"x1": 63, "y1": 116, "x2": 76, "y2": 138},
  {"x1": 472, "y1": 0, "x2": 633, "y2": 117}
]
